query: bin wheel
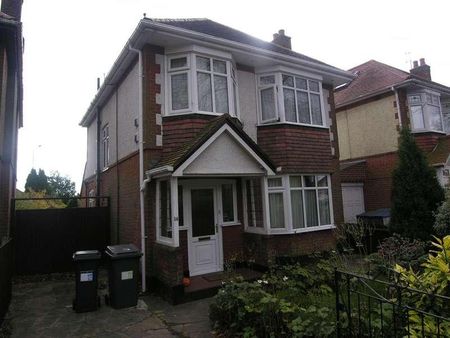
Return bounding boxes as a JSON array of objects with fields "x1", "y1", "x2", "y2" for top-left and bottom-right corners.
[{"x1": 104, "y1": 294, "x2": 109, "y2": 306}]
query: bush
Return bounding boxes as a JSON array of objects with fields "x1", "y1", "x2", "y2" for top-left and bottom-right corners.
[
  {"x1": 210, "y1": 259, "x2": 336, "y2": 337},
  {"x1": 434, "y1": 187, "x2": 450, "y2": 236},
  {"x1": 369, "y1": 234, "x2": 427, "y2": 278}
]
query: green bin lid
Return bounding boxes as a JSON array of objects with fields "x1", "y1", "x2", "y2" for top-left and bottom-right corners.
[{"x1": 73, "y1": 250, "x2": 101, "y2": 261}]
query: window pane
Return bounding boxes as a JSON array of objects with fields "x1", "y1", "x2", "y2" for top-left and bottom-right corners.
[
  {"x1": 429, "y1": 105, "x2": 443, "y2": 131},
  {"x1": 410, "y1": 105, "x2": 425, "y2": 129},
  {"x1": 159, "y1": 181, "x2": 172, "y2": 238},
  {"x1": 409, "y1": 95, "x2": 421, "y2": 104},
  {"x1": 260, "y1": 75, "x2": 275, "y2": 85},
  {"x1": 214, "y1": 75, "x2": 229, "y2": 113},
  {"x1": 290, "y1": 176, "x2": 302, "y2": 187},
  {"x1": 171, "y1": 73, "x2": 189, "y2": 110},
  {"x1": 304, "y1": 176, "x2": 315, "y2": 187},
  {"x1": 197, "y1": 72, "x2": 213, "y2": 112},
  {"x1": 297, "y1": 91, "x2": 310, "y2": 124},
  {"x1": 310, "y1": 93, "x2": 323, "y2": 125},
  {"x1": 196, "y1": 56, "x2": 210, "y2": 71},
  {"x1": 282, "y1": 75, "x2": 294, "y2": 87},
  {"x1": 269, "y1": 193, "x2": 285, "y2": 228},
  {"x1": 318, "y1": 190, "x2": 331, "y2": 225},
  {"x1": 222, "y1": 184, "x2": 234, "y2": 222},
  {"x1": 213, "y1": 60, "x2": 227, "y2": 74},
  {"x1": 432, "y1": 95, "x2": 440, "y2": 105},
  {"x1": 246, "y1": 179, "x2": 263, "y2": 228},
  {"x1": 317, "y1": 175, "x2": 328, "y2": 187},
  {"x1": 309, "y1": 80, "x2": 320, "y2": 92},
  {"x1": 178, "y1": 185, "x2": 183, "y2": 227},
  {"x1": 268, "y1": 177, "x2": 283, "y2": 188},
  {"x1": 233, "y1": 82, "x2": 238, "y2": 116},
  {"x1": 295, "y1": 77, "x2": 307, "y2": 90},
  {"x1": 261, "y1": 88, "x2": 276, "y2": 121},
  {"x1": 291, "y1": 190, "x2": 305, "y2": 229},
  {"x1": 305, "y1": 190, "x2": 318, "y2": 227},
  {"x1": 284, "y1": 88, "x2": 296, "y2": 122},
  {"x1": 191, "y1": 189, "x2": 215, "y2": 237},
  {"x1": 426, "y1": 93, "x2": 432, "y2": 104},
  {"x1": 170, "y1": 57, "x2": 187, "y2": 69}
]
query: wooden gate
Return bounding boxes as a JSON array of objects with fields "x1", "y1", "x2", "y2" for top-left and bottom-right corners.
[{"x1": 12, "y1": 197, "x2": 110, "y2": 275}]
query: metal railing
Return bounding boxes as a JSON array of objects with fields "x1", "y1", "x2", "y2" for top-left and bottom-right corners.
[{"x1": 335, "y1": 269, "x2": 450, "y2": 337}]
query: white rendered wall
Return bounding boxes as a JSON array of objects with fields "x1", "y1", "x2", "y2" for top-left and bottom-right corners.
[{"x1": 237, "y1": 70, "x2": 258, "y2": 142}]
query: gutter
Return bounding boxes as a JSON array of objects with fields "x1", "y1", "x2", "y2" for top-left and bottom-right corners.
[{"x1": 128, "y1": 45, "x2": 147, "y2": 293}]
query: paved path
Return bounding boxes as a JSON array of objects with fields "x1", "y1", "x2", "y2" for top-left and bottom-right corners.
[{"x1": 5, "y1": 278, "x2": 214, "y2": 337}]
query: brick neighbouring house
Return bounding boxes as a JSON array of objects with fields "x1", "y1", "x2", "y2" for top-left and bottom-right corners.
[
  {"x1": 0, "y1": 0, "x2": 23, "y2": 243},
  {"x1": 79, "y1": 18, "x2": 353, "y2": 301},
  {"x1": 335, "y1": 59, "x2": 450, "y2": 223}
]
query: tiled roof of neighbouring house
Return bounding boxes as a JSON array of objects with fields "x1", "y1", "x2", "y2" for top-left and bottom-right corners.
[
  {"x1": 334, "y1": 60, "x2": 411, "y2": 107},
  {"x1": 149, "y1": 18, "x2": 337, "y2": 69},
  {"x1": 427, "y1": 135, "x2": 450, "y2": 166},
  {"x1": 153, "y1": 114, "x2": 275, "y2": 171}
]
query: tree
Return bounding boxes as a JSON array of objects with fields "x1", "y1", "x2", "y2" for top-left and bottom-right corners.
[
  {"x1": 390, "y1": 128, "x2": 444, "y2": 240},
  {"x1": 47, "y1": 171, "x2": 77, "y2": 198},
  {"x1": 24, "y1": 168, "x2": 49, "y2": 193}
]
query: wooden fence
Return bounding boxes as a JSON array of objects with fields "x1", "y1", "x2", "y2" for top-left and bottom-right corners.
[{"x1": 12, "y1": 197, "x2": 110, "y2": 275}]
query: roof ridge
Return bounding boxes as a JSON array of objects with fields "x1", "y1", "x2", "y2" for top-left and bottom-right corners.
[{"x1": 150, "y1": 18, "x2": 208, "y2": 22}]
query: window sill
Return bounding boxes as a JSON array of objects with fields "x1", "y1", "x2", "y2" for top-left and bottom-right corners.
[
  {"x1": 257, "y1": 121, "x2": 329, "y2": 130},
  {"x1": 165, "y1": 111, "x2": 237, "y2": 118},
  {"x1": 245, "y1": 224, "x2": 335, "y2": 235},
  {"x1": 221, "y1": 222, "x2": 241, "y2": 227},
  {"x1": 411, "y1": 129, "x2": 446, "y2": 135}
]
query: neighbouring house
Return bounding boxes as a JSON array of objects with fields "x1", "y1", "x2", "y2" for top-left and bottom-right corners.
[
  {"x1": 0, "y1": 0, "x2": 23, "y2": 243},
  {"x1": 335, "y1": 59, "x2": 450, "y2": 223},
  {"x1": 80, "y1": 18, "x2": 352, "y2": 301}
]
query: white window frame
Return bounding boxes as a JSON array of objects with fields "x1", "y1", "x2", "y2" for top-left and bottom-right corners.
[
  {"x1": 101, "y1": 124, "x2": 110, "y2": 169},
  {"x1": 166, "y1": 52, "x2": 238, "y2": 117},
  {"x1": 217, "y1": 181, "x2": 239, "y2": 226},
  {"x1": 408, "y1": 90, "x2": 445, "y2": 133},
  {"x1": 257, "y1": 72, "x2": 327, "y2": 128},
  {"x1": 246, "y1": 174, "x2": 335, "y2": 235},
  {"x1": 155, "y1": 178, "x2": 180, "y2": 247}
]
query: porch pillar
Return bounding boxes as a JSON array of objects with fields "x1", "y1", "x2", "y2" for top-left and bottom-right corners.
[{"x1": 170, "y1": 177, "x2": 179, "y2": 247}]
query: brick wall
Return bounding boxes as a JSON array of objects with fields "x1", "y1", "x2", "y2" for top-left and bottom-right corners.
[
  {"x1": 414, "y1": 132, "x2": 442, "y2": 153},
  {"x1": 340, "y1": 161, "x2": 368, "y2": 183},
  {"x1": 244, "y1": 230, "x2": 336, "y2": 266}
]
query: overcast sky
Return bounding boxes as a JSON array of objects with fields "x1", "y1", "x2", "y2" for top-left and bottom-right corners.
[{"x1": 17, "y1": 0, "x2": 450, "y2": 192}]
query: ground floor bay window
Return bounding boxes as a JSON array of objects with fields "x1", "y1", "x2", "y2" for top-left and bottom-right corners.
[{"x1": 244, "y1": 175, "x2": 334, "y2": 234}]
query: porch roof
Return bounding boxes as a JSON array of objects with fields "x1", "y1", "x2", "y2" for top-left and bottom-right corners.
[
  {"x1": 148, "y1": 114, "x2": 276, "y2": 176},
  {"x1": 427, "y1": 135, "x2": 450, "y2": 166}
]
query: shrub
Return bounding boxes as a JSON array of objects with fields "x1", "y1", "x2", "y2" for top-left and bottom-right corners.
[
  {"x1": 434, "y1": 187, "x2": 450, "y2": 236},
  {"x1": 210, "y1": 259, "x2": 336, "y2": 337}
]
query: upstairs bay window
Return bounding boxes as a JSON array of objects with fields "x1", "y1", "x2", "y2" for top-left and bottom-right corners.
[
  {"x1": 408, "y1": 92, "x2": 444, "y2": 132},
  {"x1": 258, "y1": 73, "x2": 325, "y2": 127},
  {"x1": 167, "y1": 53, "x2": 238, "y2": 116}
]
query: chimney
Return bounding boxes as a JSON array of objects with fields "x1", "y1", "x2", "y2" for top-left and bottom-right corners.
[
  {"x1": 1, "y1": 0, "x2": 23, "y2": 21},
  {"x1": 410, "y1": 58, "x2": 431, "y2": 81},
  {"x1": 272, "y1": 29, "x2": 291, "y2": 50}
]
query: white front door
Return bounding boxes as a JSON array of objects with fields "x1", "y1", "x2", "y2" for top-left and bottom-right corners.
[
  {"x1": 187, "y1": 186, "x2": 222, "y2": 276},
  {"x1": 342, "y1": 184, "x2": 365, "y2": 223}
]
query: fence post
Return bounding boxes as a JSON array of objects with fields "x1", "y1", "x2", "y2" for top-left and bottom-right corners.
[{"x1": 335, "y1": 268, "x2": 341, "y2": 337}]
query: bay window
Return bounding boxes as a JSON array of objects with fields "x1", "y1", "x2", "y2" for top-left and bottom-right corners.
[
  {"x1": 245, "y1": 175, "x2": 333, "y2": 234},
  {"x1": 258, "y1": 73, "x2": 325, "y2": 127},
  {"x1": 167, "y1": 53, "x2": 238, "y2": 116},
  {"x1": 408, "y1": 92, "x2": 444, "y2": 132}
]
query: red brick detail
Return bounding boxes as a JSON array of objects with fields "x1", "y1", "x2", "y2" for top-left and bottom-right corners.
[
  {"x1": 257, "y1": 124, "x2": 333, "y2": 173},
  {"x1": 340, "y1": 161, "x2": 368, "y2": 183},
  {"x1": 364, "y1": 152, "x2": 398, "y2": 211},
  {"x1": 397, "y1": 89, "x2": 410, "y2": 128},
  {"x1": 162, "y1": 115, "x2": 216, "y2": 155},
  {"x1": 152, "y1": 243, "x2": 183, "y2": 287},
  {"x1": 244, "y1": 230, "x2": 336, "y2": 266},
  {"x1": 222, "y1": 225, "x2": 244, "y2": 263},
  {"x1": 414, "y1": 132, "x2": 441, "y2": 153}
]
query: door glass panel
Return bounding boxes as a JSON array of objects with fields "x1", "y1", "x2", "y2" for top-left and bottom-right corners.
[{"x1": 191, "y1": 189, "x2": 215, "y2": 237}]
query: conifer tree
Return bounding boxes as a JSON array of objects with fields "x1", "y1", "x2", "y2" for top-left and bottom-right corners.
[{"x1": 390, "y1": 128, "x2": 444, "y2": 240}]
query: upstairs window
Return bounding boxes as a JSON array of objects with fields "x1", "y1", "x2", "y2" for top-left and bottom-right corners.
[
  {"x1": 101, "y1": 124, "x2": 110, "y2": 169},
  {"x1": 167, "y1": 53, "x2": 238, "y2": 117},
  {"x1": 258, "y1": 73, "x2": 325, "y2": 127},
  {"x1": 408, "y1": 92, "x2": 443, "y2": 132}
]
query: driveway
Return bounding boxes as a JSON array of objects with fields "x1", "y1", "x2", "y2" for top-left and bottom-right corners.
[{"x1": 3, "y1": 274, "x2": 214, "y2": 337}]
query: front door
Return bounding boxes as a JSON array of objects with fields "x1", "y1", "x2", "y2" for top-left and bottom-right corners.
[{"x1": 188, "y1": 187, "x2": 222, "y2": 276}]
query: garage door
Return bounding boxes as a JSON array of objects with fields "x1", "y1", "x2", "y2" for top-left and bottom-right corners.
[{"x1": 342, "y1": 184, "x2": 365, "y2": 223}]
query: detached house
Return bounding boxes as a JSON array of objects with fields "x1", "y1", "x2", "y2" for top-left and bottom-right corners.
[
  {"x1": 335, "y1": 59, "x2": 450, "y2": 223},
  {"x1": 80, "y1": 18, "x2": 352, "y2": 299}
]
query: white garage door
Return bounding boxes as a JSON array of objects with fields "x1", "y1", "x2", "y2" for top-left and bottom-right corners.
[{"x1": 342, "y1": 184, "x2": 365, "y2": 223}]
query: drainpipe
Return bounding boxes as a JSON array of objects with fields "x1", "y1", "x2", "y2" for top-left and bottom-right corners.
[
  {"x1": 129, "y1": 45, "x2": 147, "y2": 293},
  {"x1": 96, "y1": 107, "x2": 101, "y2": 205},
  {"x1": 392, "y1": 86, "x2": 402, "y2": 128}
]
